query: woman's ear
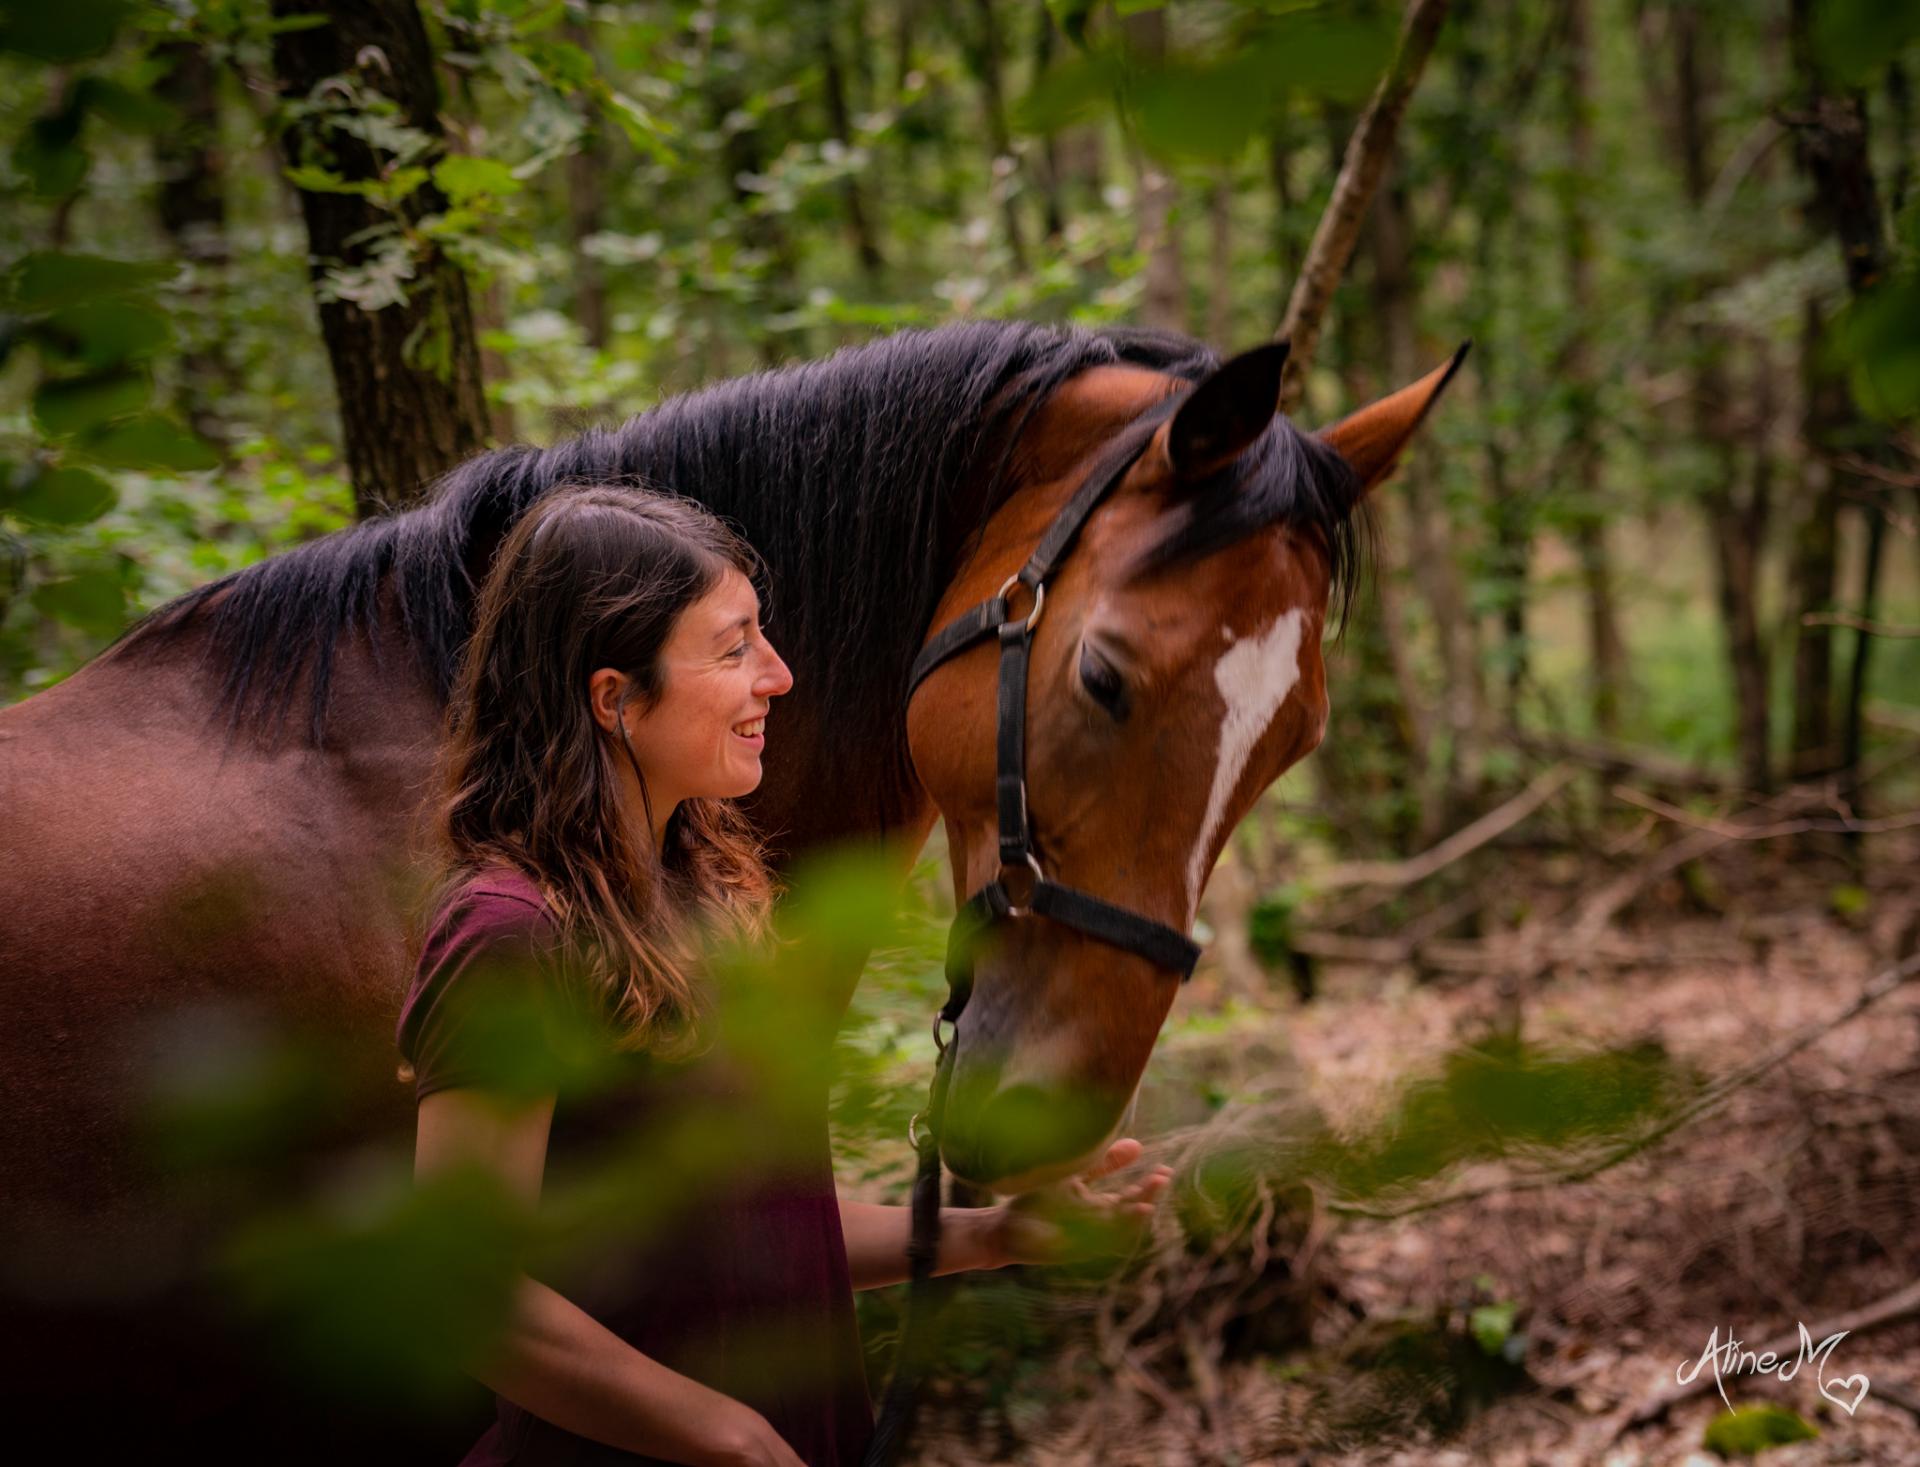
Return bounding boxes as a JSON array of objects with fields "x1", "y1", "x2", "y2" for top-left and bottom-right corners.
[{"x1": 589, "y1": 667, "x2": 629, "y2": 736}]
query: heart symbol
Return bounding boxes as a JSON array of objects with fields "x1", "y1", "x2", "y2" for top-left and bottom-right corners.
[{"x1": 1821, "y1": 1372, "x2": 1870, "y2": 1416}]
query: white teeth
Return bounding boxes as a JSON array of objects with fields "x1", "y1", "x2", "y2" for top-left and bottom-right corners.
[{"x1": 732, "y1": 718, "x2": 765, "y2": 737}]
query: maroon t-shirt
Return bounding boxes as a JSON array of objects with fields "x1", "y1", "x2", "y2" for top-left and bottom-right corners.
[{"x1": 398, "y1": 866, "x2": 874, "y2": 1466}]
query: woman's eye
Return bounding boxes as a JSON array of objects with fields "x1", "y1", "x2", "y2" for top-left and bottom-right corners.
[
  {"x1": 1079, "y1": 645, "x2": 1128, "y2": 718},
  {"x1": 728, "y1": 642, "x2": 750, "y2": 659}
]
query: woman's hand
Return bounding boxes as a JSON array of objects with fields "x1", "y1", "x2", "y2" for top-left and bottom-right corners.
[
  {"x1": 699, "y1": 1398, "x2": 808, "y2": 1467},
  {"x1": 982, "y1": 1138, "x2": 1172, "y2": 1269}
]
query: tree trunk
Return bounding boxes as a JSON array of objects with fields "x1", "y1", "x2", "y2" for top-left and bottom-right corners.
[
  {"x1": 1791, "y1": 297, "x2": 1843, "y2": 776},
  {"x1": 1369, "y1": 157, "x2": 1481, "y2": 825},
  {"x1": 1033, "y1": 7, "x2": 1066, "y2": 240},
  {"x1": 816, "y1": 1, "x2": 886, "y2": 280},
  {"x1": 1277, "y1": 0, "x2": 1451, "y2": 411},
  {"x1": 1268, "y1": 114, "x2": 1298, "y2": 322},
  {"x1": 564, "y1": 18, "x2": 610, "y2": 352},
  {"x1": 1560, "y1": 0, "x2": 1628, "y2": 738},
  {"x1": 269, "y1": 0, "x2": 490, "y2": 515},
  {"x1": 1123, "y1": 9, "x2": 1187, "y2": 333},
  {"x1": 1207, "y1": 173, "x2": 1232, "y2": 345},
  {"x1": 966, "y1": 0, "x2": 1029, "y2": 270},
  {"x1": 1788, "y1": 0, "x2": 1892, "y2": 792},
  {"x1": 152, "y1": 39, "x2": 233, "y2": 451},
  {"x1": 1669, "y1": 0, "x2": 1771, "y2": 790}
]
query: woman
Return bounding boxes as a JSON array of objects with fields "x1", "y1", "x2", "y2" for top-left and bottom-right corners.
[{"x1": 399, "y1": 483, "x2": 1170, "y2": 1467}]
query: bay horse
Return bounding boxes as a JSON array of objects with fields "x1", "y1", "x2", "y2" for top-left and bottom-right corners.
[{"x1": 0, "y1": 320, "x2": 1458, "y2": 1453}]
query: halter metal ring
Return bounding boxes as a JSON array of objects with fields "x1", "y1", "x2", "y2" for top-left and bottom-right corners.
[
  {"x1": 996, "y1": 572, "x2": 1045, "y2": 633},
  {"x1": 908, "y1": 1109, "x2": 927, "y2": 1149},
  {"x1": 1002, "y1": 849, "x2": 1045, "y2": 918}
]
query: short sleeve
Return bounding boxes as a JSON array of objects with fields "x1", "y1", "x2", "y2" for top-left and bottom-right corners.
[{"x1": 398, "y1": 888, "x2": 602, "y2": 1103}]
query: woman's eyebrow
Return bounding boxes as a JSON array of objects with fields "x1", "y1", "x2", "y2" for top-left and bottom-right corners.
[{"x1": 713, "y1": 614, "x2": 754, "y2": 644}]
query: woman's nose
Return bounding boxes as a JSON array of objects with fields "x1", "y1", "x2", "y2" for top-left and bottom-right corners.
[{"x1": 759, "y1": 647, "x2": 794, "y2": 697}]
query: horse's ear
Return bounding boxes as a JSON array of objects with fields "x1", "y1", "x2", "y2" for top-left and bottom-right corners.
[
  {"x1": 1166, "y1": 342, "x2": 1292, "y2": 481},
  {"x1": 1316, "y1": 342, "x2": 1471, "y2": 499}
]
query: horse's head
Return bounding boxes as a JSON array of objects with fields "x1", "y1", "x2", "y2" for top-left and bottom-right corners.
[{"x1": 906, "y1": 342, "x2": 1463, "y2": 1192}]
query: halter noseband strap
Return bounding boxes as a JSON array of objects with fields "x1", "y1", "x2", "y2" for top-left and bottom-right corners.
[{"x1": 908, "y1": 391, "x2": 1203, "y2": 1034}]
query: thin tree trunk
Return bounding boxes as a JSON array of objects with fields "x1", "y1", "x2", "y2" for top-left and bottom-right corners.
[
  {"x1": 710, "y1": 48, "x2": 801, "y2": 366},
  {"x1": 1370, "y1": 157, "x2": 1481, "y2": 824},
  {"x1": 152, "y1": 39, "x2": 233, "y2": 451},
  {"x1": 1268, "y1": 113, "x2": 1297, "y2": 322},
  {"x1": 1207, "y1": 173, "x2": 1232, "y2": 345},
  {"x1": 269, "y1": 0, "x2": 490, "y2": 514},
  {"x1": 1788, "y1": 0, "x2": 1892, "y2": 792},
  {"x1": 564, "y1": 17, "x2": 609, "y2": 352},
  {"x1": 1277, "y1": 0, "x2": 1451, "y2": 412},
  {"x1": 816, "y1": 2, "x2": 885, "y2": 280},
  {"x1": 1475, "y1": 223, "x2": 1528, "y2": 713},
  {"x1": 1791, "y1": 297, "x2": 1843, "y2": 776},
  {"x1": 1669, "y1": 0, "x2": 1771, "y2": 790},
  {"x1": 966, "y1": 0, "x2": 1029, "y2": 270},
  {"x1": 1033, "y1": 7, "x2": 1066, "y2": 240},
  {"x1": 1561, "y1": 0, "x2": 1628, "y2": 737},
  {"x1": 1124, "y1": 9, "x2": 1186, "y2": 333}
]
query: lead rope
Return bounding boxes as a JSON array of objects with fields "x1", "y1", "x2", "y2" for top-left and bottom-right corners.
[{"x1": 860, "y1": 908, "x2": 980, "y2": 1467}]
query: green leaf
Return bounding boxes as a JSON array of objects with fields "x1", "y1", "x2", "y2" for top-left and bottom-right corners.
[
  {"x1": 1252, "y1": 9, "x2": 1399, "y2": 105},
  {"x1": 1132, "y1": 57, "x2": 1271, "y2": 162},
  {"x1": 262, "y1": 11, "x2": 329, "y2": 34},
  {"x1": 79, "y1": 413, "x2": 220, "y2": 471},
  {"x1": 7, "y1": 465, "x2": 117, "y2": 525},
  {"x1": 9, "y1": 252, "x2": 170, "y2": 312},
  {"x1": 76, "y1": 76, "x2": 178, "y2": 133},
  {"x1": 1701, "y1": 1404, "x2": 1817, "y2": 1456},
  {"x1": 1469, "y1": 1301, "x2": 1517, "y2": 1356},
  {"x1": 32, "y1": 369, "x2": 150, "y2": 436},
  {"x1": 37, "y1": 300, "x2": 170, "y2": 367},
  {"x1": 31, "y1": 566, "x2": 127, "y2": 636},
  {"x1": 1812, "y1": 0, "x2": 1920, "y2": 87},
  {"x1": 0, "y1": 0, "x2": 131, "y2": 63},
  {"x1": 432, "y1": 154, "x2": 522, "y2": 205},
  {"x1": 1834, "y1": 274, "x2": 1920, "y2": 422},
  {"x1": 1830, "y1": 883, "x2": 1871, "y2": 919},
  {"x1": 512, "y1": 1, "x2": 567, "y2": 36},
  {"x1": 13, "y1": 118, "x2": 90, "y2": 197},
  {"x1": 1012, "y1": 53, "x2": 1122, "y2": 135}
]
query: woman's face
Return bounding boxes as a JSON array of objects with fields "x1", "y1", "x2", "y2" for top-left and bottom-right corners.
[{"x1": 607, "y1": 566, "x2": 794, "y2": 811}]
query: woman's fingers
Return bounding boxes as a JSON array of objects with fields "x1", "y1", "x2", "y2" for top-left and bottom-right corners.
[{"x1": 1074, "y1": 1141, "x2": 1142, "y2": 1184}]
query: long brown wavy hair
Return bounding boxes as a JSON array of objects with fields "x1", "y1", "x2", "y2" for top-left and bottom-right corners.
[{"x1": 409, "y1": 483, "x2": 780, "y2": 1063}]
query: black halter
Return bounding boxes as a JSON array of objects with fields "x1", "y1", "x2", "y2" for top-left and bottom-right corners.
[
  {"x1": 908, "y1": 390, "x2": 1203, "y2": 1028},
  {"x1": 861, "y1": 393, "x2": 1204, "y2": 1467}
]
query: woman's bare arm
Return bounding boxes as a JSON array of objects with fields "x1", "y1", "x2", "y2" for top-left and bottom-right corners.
[
  {"x1": 415, "y1": 1088, "x2": 805, "y2": 1467},
  {"x1": 835, "y1": 1198, "x2": 1007, "y2": 1291}
]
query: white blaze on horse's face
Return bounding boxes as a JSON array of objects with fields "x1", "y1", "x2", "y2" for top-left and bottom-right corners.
[{"x1": 1186, "y1": 606, "x2": 1308, "y2": 917}]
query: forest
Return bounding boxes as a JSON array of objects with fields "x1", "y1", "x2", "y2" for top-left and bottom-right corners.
[{"x1": 5, "y1": 0, "x2": 1920, "y2": 1463}]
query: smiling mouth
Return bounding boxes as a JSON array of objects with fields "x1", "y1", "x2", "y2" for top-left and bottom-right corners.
[{"x1": 731, "y1": 717, "x2": 766, "y2": 738}]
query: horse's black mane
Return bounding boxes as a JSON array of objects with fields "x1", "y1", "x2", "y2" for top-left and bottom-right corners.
[{"x1": 108, "y1": 320, "x2": 1360, "y2": 784}]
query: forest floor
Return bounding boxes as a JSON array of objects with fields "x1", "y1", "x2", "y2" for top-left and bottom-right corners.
[{"x1": 885, "y1": 830, "x2": 1920, "y2": 1466}]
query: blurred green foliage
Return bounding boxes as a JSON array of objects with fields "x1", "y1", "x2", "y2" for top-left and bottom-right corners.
[{"x1": 1702, "y1": 1403, "x2": 1820, "y2": 1457}]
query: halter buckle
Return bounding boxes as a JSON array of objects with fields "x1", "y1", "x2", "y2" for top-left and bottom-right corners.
[{"x1": 995, "y1": 572, "x2": 1045, "y2": 634}]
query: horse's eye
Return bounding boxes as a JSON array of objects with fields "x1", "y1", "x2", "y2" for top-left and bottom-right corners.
[{"x1": 1078, "y1": 644, "x2": 1129, "y2": 718}]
